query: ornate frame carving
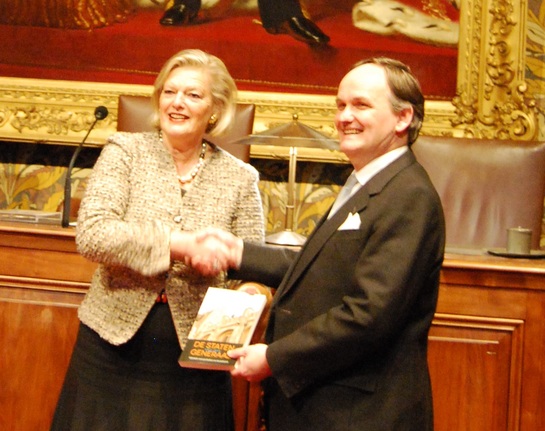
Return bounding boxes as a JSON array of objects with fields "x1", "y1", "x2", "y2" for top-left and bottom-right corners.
[
  {"x1": 453, "y1": 0, "x2": 537, "y2": 139},
  {"x1": 0, "y1": 0, "x2": 537, "y2": 163}
]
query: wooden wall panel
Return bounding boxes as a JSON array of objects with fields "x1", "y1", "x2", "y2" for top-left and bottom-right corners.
[
  {"x1": 429, "y1": 315, "x2": 524, "y2": 431},
  {"x1": 0, "y1": 289, "x2": 81, "y2": 431}
]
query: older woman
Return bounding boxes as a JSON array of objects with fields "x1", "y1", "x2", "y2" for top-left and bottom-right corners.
[{"x1": 51, "y1": 49, "x2": 264, "y2": 431}]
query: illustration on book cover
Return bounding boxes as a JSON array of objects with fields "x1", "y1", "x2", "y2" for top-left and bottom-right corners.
[{"x1": 179, "y1": 286, "x2": 267, "y2": 370}]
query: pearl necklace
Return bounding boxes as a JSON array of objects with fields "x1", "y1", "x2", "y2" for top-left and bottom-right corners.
[
  {"x1": 177, "y1": 142, "x2": 207, "y2": 185},
  {"x1": 160, "y1": 132, "x2": 207, "y2": 185}
]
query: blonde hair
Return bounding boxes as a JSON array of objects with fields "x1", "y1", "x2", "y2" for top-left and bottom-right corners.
[{"x1": 151, "y1": 49, "x2": 237, "y2": 136}]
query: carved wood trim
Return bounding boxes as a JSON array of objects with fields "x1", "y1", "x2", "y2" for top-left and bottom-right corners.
[{"x1": 453, "y1": 0, "x2": 537, "y2": 139}]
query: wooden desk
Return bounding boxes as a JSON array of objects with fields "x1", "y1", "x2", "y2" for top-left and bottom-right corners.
[{"x1": 1, "y1": 223, "x2": 544, "y2": 431}]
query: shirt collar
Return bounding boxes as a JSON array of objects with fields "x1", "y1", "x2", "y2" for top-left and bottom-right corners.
[{"x1": 353, "y1": 146, "x2": 409, "y2": 188}]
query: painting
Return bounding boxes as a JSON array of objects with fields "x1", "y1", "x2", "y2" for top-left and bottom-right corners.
[
  {"x1": 0, "y1": 0, "x2": 459, "y2": 99},
  {"x1": 0, "y1": 0, "x2": 540, "y2": 146}
]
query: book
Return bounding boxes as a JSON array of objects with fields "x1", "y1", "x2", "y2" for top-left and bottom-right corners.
[
  {"x1": 0, "y1": 209, "x2": 62, "y2": 225},
  {"x1": 179, "y1": 285, "x2": 269, "y2": 371}
]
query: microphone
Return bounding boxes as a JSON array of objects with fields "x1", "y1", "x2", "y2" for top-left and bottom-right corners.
[{"x1": 61, "y1": 106, "x2": 109, "y2": 227}]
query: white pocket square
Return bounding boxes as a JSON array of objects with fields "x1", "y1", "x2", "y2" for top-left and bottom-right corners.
[{"x1": 338, "y1": 212, "x2": 361, "y2": 230}]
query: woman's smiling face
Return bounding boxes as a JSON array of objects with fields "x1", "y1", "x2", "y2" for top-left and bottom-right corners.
[{"x1": 159, "y1": 66, "x2": 215, "y2": 144}]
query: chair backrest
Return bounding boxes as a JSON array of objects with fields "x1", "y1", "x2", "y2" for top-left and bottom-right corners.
[
  {"x1": 117, "y1": 95, "x2": 254, "y2": 162},
  {"x1": 412, "y1": 136, "x2": 545, "y2": 249}
]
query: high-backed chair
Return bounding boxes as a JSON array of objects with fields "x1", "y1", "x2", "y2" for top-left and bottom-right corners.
[
  {"x1": 117, "y1": 94, "x2": 255, "y2": 162},
  {"x1": 412, "y1": 136, "x2": 545, "y2": 250}
]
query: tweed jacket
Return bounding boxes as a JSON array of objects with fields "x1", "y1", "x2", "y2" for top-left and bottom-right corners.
[
  {"x1": 234, "y1": 150, "x2": 445, "y2": 431},
  {"x1": 76, "y1": 131, "x2": 264, "y2": 347}
]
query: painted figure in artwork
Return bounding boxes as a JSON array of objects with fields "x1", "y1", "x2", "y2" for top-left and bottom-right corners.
[
  {"x1": 157, "y1": 0, "x2": 460, "y2": 47},
  {"x1": 3, "y1": 0, "x2": 458, "y2": 48},
  {"x1": 160, "y1": 0, "x2": 330, "y2": 45}
]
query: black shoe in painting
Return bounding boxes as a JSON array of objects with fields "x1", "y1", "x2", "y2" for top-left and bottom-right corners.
[{"x1": 265, "y1": 17, "x2": 330, "y2": 46}]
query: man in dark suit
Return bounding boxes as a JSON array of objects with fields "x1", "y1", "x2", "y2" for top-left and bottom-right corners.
[
  {"x1": 160, "y1": 0, "x2": 329, "y2": 45},
  {"x1": 194, "y1": 57, "x2": 445, "y2": 430}
]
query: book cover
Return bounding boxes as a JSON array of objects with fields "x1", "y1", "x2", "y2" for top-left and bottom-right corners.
[{"x1": 179, "y1": 286, "x2": 268, "y2": 371}]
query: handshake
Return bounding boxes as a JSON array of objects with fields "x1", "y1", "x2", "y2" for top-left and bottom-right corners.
[{"x1": 170, "y1": 227, "x2": 243, "y2": 276}]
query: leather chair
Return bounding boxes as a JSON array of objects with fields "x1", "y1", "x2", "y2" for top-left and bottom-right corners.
[
  {"x1": 412, "y1": 136, "x2": 545, "y2": 250},
  {"x1": 117, "y1": 94, "x2": 255, "y2": 162}
]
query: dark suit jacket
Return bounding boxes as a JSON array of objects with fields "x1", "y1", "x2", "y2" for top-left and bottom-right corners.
[{"x1": 234, "y1": 150, "x2": 445, "y2": 431}]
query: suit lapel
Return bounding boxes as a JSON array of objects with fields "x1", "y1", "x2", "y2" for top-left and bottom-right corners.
[{"x1": 274, "y1": 151, "x2": 416, "y2": 300}]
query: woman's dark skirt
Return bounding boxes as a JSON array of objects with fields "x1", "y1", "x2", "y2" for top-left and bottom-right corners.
[{"x1": 51, "y1": 303, "x2": 234, "y2": 431}]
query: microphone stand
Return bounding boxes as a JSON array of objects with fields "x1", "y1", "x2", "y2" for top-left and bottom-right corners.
[{"x1": 61, "y1": 106, "x2": 108, "y2": 227}]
